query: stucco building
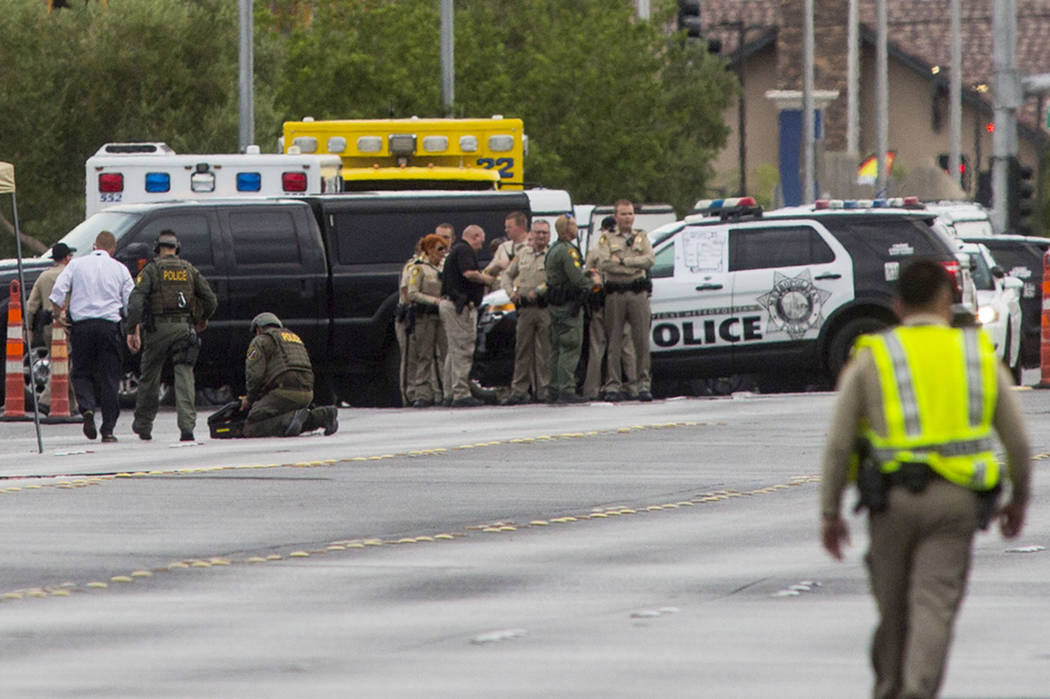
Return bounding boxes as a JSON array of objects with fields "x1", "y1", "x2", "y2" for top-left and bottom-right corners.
[{"x1": 693, "y1": 0, "x2": 1049, "y2": 227}]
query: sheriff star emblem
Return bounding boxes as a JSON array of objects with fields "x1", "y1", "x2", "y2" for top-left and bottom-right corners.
[{"x1": 756, "y1": 269, "x2": 832, "y2": 340}]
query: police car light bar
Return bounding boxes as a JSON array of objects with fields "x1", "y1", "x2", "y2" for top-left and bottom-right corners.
[
  {"x1": 692, "y1": 196, "x2": 762, "y2": 220},
  {"x1": 814, "y1": 196, "x2": 925, "y2": 211}
]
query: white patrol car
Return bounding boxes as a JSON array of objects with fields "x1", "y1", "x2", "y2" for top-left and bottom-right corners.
[
  {"x1": 474, "y1": 196, "x2": 967, "y2": 392},
  {"x1": 647, "y1": 196, "x2": 966, "y2": 385},
  {"x1": 956, "y1": 242, "x2": 1023, "y2": 378},
  {"x1": 85, "y1": 142, "x2": 344, "y2": 217}
]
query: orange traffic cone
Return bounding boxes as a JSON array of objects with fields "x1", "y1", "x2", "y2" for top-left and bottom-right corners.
[
  {"x1": 39, "y1": 319, "x2": 80, "y2": 425},
  {"x1": 48, "y1": 323, "x2": 71, "y2": 417},
  {"x1": 2, "y1": 280, "x2": 28, "y2": 418},
  {"x1": 1038, "y1": 249, "x2": 1050, "y2": 388}
]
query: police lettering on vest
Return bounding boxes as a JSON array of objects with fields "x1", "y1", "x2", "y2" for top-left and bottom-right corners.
[
  {"x1": 260, "y1": 326, "x2": 313, "y2": 390},
  {"x1": 149, "y1": 257, "x2": 196, "y2": 316}
]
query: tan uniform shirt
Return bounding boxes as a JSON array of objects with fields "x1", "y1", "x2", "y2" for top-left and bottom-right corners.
[
  {"x1": 502, "y1": 246, "x2": 548, "y2": 298},
  {"x1": 820, "y1": 315, "x2": 1032, "y2": 518},
  {"x1": 26, "y1": 264, "x2": 65, "y2": 332},
  {"x1": 399, "y1": 255, "x2": 420, "y2": 304},
  {"x1": 584, "y1": 245, "x2": 601, "y2": 279},
  {"x1": 407, "y1": 261, "x2": 443, "y2": 306},
  {"x1": 594, "y1": 229, "x2": 654, "y2": 283},
  {"x1": 486, "y1": 239, "x2": 527, "y2": 289}
]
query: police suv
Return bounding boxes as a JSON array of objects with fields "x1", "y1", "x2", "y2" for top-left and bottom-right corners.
[
  {"x1": 645, "y1": 197, "x2": 964, "y2": 387},
  {"x1": 474, "y1": 196, "x2": 965, "y2": 392}
]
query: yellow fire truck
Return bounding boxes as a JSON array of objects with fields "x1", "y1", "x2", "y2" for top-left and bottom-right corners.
[{"x1": 282, "y1": 116, "x2": 526, "y2": 190}]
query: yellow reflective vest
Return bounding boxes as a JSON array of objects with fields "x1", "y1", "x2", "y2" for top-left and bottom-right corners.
[{"x1": 854, "y1": 324, "x2": 999, "y2": 491}]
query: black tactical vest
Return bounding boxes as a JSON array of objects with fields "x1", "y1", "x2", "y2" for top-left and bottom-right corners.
[
  {"x1": 261, "y1": 326, "x2": 313, "y2": 388},
  {"x1": 149, "y1": 256, "x2": 196, "y2": 316}
]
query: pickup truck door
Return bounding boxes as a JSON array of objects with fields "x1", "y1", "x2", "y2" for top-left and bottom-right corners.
[
  {"x1": 216, "y1": 205, "x2": 327, "y2": 373},
  {"x1": 118, "y1": 210, "x2": 231, "y2": 367},
  {"x1": 648, "y1": 226, "x2": 734, "y2": 375}
]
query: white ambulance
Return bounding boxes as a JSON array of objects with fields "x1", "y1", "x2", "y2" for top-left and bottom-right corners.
[{"x1": 85, "y1": 142, "x2": 344, "y2": 217}]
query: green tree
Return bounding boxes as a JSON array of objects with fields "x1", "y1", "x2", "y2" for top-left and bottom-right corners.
[
  {"x1": 0, "y1": 0, "x2": 281, "y2": 255},
  {"x1": 0, "y1": 0, "x2": 735, "y2": 253},
  {"x1": 270, "y1": 0, "x2": 735, "y2": 213}
]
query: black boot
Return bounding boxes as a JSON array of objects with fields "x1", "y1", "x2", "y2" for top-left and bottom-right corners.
[{"x1": 283, "y1": 408, "x2": 310, "y2": 436}]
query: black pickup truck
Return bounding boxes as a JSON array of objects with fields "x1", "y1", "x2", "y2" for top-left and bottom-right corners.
[{"x1": 1, "y1": 191, "x2": 535, "y2": 406}]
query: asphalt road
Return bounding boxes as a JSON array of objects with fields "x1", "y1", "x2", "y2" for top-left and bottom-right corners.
[{"x1": 0, "y1": 390, "x2": 1046, "y2": 698}]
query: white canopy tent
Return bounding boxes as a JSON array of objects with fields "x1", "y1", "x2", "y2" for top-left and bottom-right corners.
[
  {"x1": 0, "y1": 161, "x2": 44, "y2": 452},
  {"x1": 0, "y1": 161, "x2": 14, "y2": 195}
]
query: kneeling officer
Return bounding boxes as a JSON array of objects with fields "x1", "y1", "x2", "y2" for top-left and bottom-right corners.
[
  {"x1": 240, "y1": 312, "x2": 338, "y2": 437},
  {"x1": 127, "y1": 231, "x2": 217, "y2": 441}
]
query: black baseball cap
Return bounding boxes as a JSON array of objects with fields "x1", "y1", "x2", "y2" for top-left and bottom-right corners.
[{"x1": 50, "y1": 243, "x2": 75, "y2": 260}]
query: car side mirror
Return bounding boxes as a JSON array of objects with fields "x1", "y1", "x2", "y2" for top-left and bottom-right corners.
[{"x1": 991, "y1": 265, "x2": 1005, "y2": 278}]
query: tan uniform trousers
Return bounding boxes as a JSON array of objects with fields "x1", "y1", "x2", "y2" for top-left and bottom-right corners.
[
  {"x1": 866, "y1": 478, "x2": 979, "y2": 699},
  {"x1": 407, "y1": 313, "x2": 441, "y2": 403},
  {"x1": 604, "y1": 290, "x2": 651, "y2": 394},
  {"x1": 395, "y1": 317, "x2": 410, "y2": 405},
  {"x1": 510, "y1": 305, "x2": 550, "y2": 400},
  {"x1": 433, "y1": 321, "x2": 446, "y2": 399},
  {"x1": 582, "y1": 308, "x2": 636, "y2": 399},
  {"x1": 438, "y1": 299, "x2": 477, "y2": 401}
]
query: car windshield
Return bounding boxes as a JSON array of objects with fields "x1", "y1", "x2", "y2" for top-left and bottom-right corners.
[
  {"x1": 648, "y1": 221, "x2": 685, "y2": 248},
  {"x1": 43, "y1": 211, "x2": 142, "y2": 259},
  {"x1": 953, "y1": 219, "x2": 995, "y2": 237}
]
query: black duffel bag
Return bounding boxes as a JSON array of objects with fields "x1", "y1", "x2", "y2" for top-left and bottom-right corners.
[{"x1": 207, "y1": 400, "x2": 248, "y2": 439}]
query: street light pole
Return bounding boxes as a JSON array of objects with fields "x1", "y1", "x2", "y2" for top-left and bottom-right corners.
[
  {"x1": 802, "y1": 0, "x2": 815, "y2": 203},
  {"x1": 238, "y1": 0, "x2": 254, "y2": 152},
  {"x1": 949, "y1": 0, "x2": 962, "y2": 189},
  {"x1": 992, "y1": 0, "x2": 1018, "y2": 233},
  {"x1": 441, "y1": 0, "x2": 455, "y2": 117}
]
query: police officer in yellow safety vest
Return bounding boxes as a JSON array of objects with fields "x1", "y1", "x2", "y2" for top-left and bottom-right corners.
[
  {"x1": 239, "y1": 312, "x2": 338, "y2": 438},
  {"x1": 127, "y1": 231, "x2": 217, "y2": 442},
  {"x1": 820, "y1": 259, "x2": 1031, "y2": 699}
]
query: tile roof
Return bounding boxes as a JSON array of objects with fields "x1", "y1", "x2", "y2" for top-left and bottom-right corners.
[{"x1": 701, "y1": 0, "x2": 1050, "y2": 132}]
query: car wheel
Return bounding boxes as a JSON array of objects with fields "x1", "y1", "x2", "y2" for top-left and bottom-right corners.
[
  {"x1": 826, "y1": 316, "x2": 889, "y2": 379},
  {"x1": 24, "y1": 346, "x2": 50, "y2": 409}
]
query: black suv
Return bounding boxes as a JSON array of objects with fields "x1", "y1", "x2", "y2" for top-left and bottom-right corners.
[{"x1": 960, "y1": 234, "x2": 1050, "y2": 368}]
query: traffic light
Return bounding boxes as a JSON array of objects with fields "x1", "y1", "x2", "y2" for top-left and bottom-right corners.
[
  {"x1": 677, "y1": 0, "x2": 703, "y2": 39},
  {"x1": 937, "y1": 153, "x2": 971, "y2": 192},
  {"x1": 1008, "y1": 156, "x2": 1035, "y2": 235}
]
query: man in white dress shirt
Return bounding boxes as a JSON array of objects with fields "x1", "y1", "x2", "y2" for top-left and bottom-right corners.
[{"x1": 50, "y1": 231, "x2": 134, "y2": 442}]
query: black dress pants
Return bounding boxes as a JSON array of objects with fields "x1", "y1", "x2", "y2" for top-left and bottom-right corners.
[{"x1": 70, "y1": 319, "x2": 123, "y2": 435}]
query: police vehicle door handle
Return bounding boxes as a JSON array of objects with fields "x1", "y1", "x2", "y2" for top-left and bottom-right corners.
[
  {"x1": 815, "y1": 273, "x2": 842, "y2": 280},
  {"x1": 695, "y1": 283, "x2": 723, "y2": 291}
]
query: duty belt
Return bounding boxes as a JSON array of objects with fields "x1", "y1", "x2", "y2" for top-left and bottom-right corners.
[
  {"x1": 155, "y1": 314, "x2": 192, "y2": 323},
  {"x1": 516, "y1": 295, "x2": 547, "y2": 309},
  {"x1": 410, "y1": 302, "x2": 440, "y2": 315},
  {"x1": 604, "y1": 278, "x2": 652, "y2": 294}
]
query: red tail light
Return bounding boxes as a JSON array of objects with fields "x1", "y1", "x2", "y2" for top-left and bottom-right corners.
[
  {"x1": 940, "y1": 260, "x2": 963, "y2": 302},
  {"x1": 282, "y1": 172, "x2": 307, "y2": 192},
  {"x1": 98, "y1": 173, "x2": 124, "y2": 193}
]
